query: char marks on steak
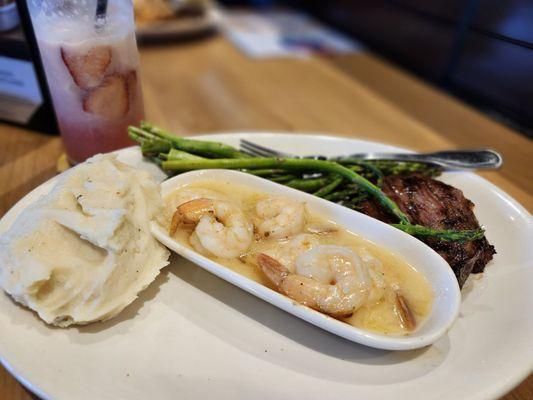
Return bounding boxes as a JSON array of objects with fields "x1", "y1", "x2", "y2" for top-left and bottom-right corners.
[{"x1": 359, "y1": 174, "x2": 495, "y2": 287}]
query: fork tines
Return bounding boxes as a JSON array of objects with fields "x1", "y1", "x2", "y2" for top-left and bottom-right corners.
[{"x1": 240, "y1": 139, "x2": 292, "y2": 158}]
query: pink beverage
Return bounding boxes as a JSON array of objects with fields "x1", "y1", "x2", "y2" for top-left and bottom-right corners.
[{"x1": 28, "y1": 0, "x2": 144, "y2": 163}]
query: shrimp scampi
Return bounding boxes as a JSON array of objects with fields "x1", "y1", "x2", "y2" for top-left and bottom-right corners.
[
  {"x1": 258, "y1": 245, "x2": 374, "y2": 317},
  {"x1": 358, "y1": 247, "x2": 387, "y2": 306},
  {"x1": 165, "y1": 180, "x2": 433, "y2": 335},
  {"x1": 257, "y1": 233, "x2": 321, "y2": 273},
  {"x1": 170, "y1": 198, "x2": 253, "y2": 259},
  {"x1": 254, "y1": 196, "x2": 305, "y2": 239}
]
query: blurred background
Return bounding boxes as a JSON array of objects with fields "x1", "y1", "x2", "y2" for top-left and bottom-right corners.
[
  {"x1": 224, "y1": 0, "x2": 533, "y2": 137},
  {"x1": 1, "y1": 0, "x2": 532, "y2": 137}
]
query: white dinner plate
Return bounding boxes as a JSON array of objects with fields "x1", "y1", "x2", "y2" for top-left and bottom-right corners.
[{"x1": 0, "y1": 133, "x2": 531, "y2": 400}]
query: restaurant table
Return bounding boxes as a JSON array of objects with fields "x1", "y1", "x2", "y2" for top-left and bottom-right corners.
[{"x1": 0, "y1": 36, "x2": 531, "y2": 400}]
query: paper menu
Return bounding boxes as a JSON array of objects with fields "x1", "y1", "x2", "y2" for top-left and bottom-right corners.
[
  {"x1": 222, "y1": 10, "x2": 363, "y2": 59},
  {"x1": 0, "y1": 55, "x2": 43, "y2": 124}
]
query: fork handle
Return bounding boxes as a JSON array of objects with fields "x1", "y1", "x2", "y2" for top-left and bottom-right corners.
[{"x1": 349, "y1": 149, "x2": 503, "y2": 170}]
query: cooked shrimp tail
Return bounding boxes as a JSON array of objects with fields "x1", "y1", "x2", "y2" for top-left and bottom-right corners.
[
  {"x1": 169, "y1": 198, "x2": 214, "y2": 235},
  {"x1": 257, "y1": 253, "x2": 290, "y2": 287},
  {"x1": 394, "y1": 291, "x2": 416, "y2": 331},
  {"x1": 257, "y1": 253, "x2": 335, "y2": 314}
]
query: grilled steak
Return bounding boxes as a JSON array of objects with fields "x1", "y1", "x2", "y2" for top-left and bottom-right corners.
[{"x1": 359, "y1": 174, "x2": 496, "y2": 287}]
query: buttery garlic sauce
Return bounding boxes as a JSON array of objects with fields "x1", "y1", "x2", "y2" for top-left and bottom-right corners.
[{"x1": 166, "y1": 180, "x2": 434, "y2": 335}]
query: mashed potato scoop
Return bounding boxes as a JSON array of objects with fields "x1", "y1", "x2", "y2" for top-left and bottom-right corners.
[{"x1": 0, "y1": 154, "x2": 170, "y2": 327}]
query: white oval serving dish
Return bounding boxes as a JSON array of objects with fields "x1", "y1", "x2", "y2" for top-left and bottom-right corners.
[{"x1": 151, "y1": 169, "x2": 461, "y2": 351}]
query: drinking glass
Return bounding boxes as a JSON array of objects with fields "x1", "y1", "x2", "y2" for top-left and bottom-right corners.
[{"x1": 28, "y1": 0, "x2": 144, "y2": 163}]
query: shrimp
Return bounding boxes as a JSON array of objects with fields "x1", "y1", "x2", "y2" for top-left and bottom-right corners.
[
  {"x1": 171, "y1": 198, "x2": 253, "y2": 258},
  {"x1": 253, "y1": 196, "x2": 305, "y2": 239},
  {"x1": 257, "y1": 245, "x2": 372, "y2": 317},
  {"x1": 166, "y1": 187, "x2": 231, "y2": 229},
  {"x1": 258, "y1": 233, "x2": 320, "y2": 273},
  {"x1": 189, "y1": 231, "x2": 210, "y2": 256},
  {"x1": 357, "y1": 247, "x2": 387, "y2": 305}
]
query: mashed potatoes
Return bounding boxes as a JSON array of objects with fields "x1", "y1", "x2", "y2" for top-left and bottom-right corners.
[{"x1": 0, "y1": 154, "x2": 169, "y2": 327}]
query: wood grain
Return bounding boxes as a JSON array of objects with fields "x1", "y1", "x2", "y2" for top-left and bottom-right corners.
[{"x1": 0, "y1": 36, "x2": 530, "y2": 399}]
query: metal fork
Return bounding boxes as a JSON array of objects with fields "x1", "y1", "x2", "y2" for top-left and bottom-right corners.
[
  {"x1": 240, "y1": 140, "x2": 327, "y2": 160},
  {"x1": 239, "y1": 139, "x2": 503, "y2": 170}
]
